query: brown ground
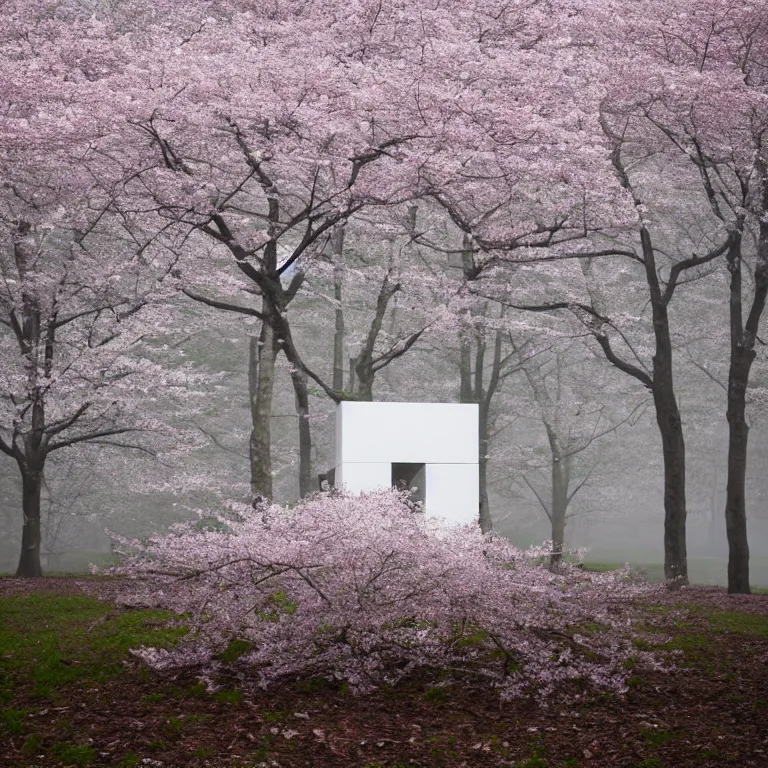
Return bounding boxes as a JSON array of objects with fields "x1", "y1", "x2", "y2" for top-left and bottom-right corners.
[{"x1": 2, "y1": 578, "x2": 767, "y2": 768}]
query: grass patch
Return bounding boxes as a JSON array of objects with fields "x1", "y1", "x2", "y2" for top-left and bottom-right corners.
[
  {"x1": 704, "y1": 610, "x2": 768, "y2": 636},
  {"x1": 581, "y1": 562, "x2": 626, "y2": 573},
  {"x1": 0, "y1": 707, "x2": 28, "y2": 735},
  {"x1": 218, "y1": 638, "x2": 254, "y2": 664},
  {"x1": 51, "y1": 742, "x2": 97, "y2": 766},
  {"x1": 632, "y1": 603, "x2": 768, "y2": 679},
  {"x1": 640, "y1": 727, "x2": 677, "y2": 749},
  {"x1": 663, "y1": 606, "x2": 768, "y2": 650},
  {"x1": 214, "y1": 688, "x2": 244, "y2": 704},
  {"x1": 0, "y1": 593, "x2": 186, "y2": 700},
  {"x1": 163, "y1": 712, "x2": 212, "y2": 736},
  {"x1": 142, "y1": 692, "x2": 164, "y2": 704},
  {"x1": 116, "y1": 754, "x2": 141, "y2": 768},
  {"x1": 23, "y1": 733, "x2": 44, "y2": 756},
  {"x1": 261, "y1": 709, "x2": 287, "y2": 721}
]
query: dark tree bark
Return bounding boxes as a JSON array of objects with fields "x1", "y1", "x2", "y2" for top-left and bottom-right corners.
[
  {"x1": 161, "y1": 127, "x2": 415, "y2": 498},
  {"x1": 331, "y1": 219, "x2": 424, "y2": 403},
  {"x1": 163, "y1": 125, "x2": 428, "y2": 502},
  {"x1": 503, "y1": 217, "x2": 731, "y2": 582},
  {"x1": 641, "y1": 230, "x2": 689, "y2": 583},
  {"x1": 581, "y1": 128, "x2": 731, "y2": 583},
  {"x1": 585, "y1": 226, "x2": 692, "y2": 582},
  {"x1": 477, "y1": 399, "x2": 492, "y2": 534},
  {"x1": 16, "y1": 464, "x2": 43, "y2": 577},
  {"x1": 722, "y1": 218, "x2": 768, "y2": 593}
]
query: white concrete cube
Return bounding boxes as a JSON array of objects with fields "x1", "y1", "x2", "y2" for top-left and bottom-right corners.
[{"x1": 333, "y1": 402, "x2": 479, "y2": 526}]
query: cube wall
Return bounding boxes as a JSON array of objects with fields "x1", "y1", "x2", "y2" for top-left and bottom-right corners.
[{"x1": 333, "y1": 402, "x2": 479, "y2": 526}]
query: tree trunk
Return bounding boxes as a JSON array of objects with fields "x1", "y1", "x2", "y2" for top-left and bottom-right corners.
[
  {"x1": 708, "y1": 450, "x2": 724, "y2": 555},
  {"x1": 332, "y1": 225, "x2": 346, "y2": 392},
  {"x1": 355, "y1": 368, "x2": 374, "y2": 401},
  {"x1": 641, "y1": 229, "x2": 689, "y2": 584},
  {"x1": 15, "y1": 466, "x2": 43, "y2": 577},
  {"x1": 249, "y1": 317, "x2": 277, "y2": 499},
  {"x1": 653, "y1": 389, "x2": 688, "y2": 583},
  {"x1": 550, "y1": 458, "x2": 569, "y2": 567},
  {"x1": 290, "y1": 367, "x2": 313, "y2": 498},
  {"x1": 591, "y1": 142, "x2": 695, "y2": 587},
  {"x1": 478, "y1": 400, "x2": 492, "y2": 534},
  {"x1": 723, "y1": 227, "x2": 765, "y2": 594},
  {"x1": 587, "y1": 229, "x2": 689, "y2": 584},
  {"x1": 459, "y1": 294, "x2": 502, "y2": 534},
  {"x1": 354, "y1": 267, "x2": 398, "y2": 402},
  {"x1": 725, "y1": 352, "x2": 751, "y2": 593}
]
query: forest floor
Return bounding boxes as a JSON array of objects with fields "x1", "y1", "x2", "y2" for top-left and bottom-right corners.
[{"x1": 0, "y1": 577, "x2": 766, "y2": 768}]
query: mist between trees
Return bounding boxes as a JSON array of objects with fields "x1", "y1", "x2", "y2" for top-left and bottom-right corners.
[{"x1": 1, "y1": 0, "x2": 767, "y2": 593}]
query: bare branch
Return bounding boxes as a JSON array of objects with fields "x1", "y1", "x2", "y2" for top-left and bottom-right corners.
[
  {"x1": 686, "y1": 352, "x2": 727, "y2": 392},
  {"x1": 195, "y1": 424, "x2": 249, "y2": 460},
  {"x1": 48, "y1": 427, "x2": 142, "y2": 453},
  {"x1": 521, "y1": 474, "x2": 552, "y2": 521},
  {"x1": 371, "y1": 328, "x2": 426, "y2": 372},
  {"x1": 181, "y1": 288, "x2": 265, "y2": 320},
  {"x1": 566, "y1": 463, "x2": 598, "y2": 505},
  {"x1": 0, "y1": 434, "x2": 15, "y2": 458},
  {"x1": 594, "y1": 332, "x2": 654, "y2": 390},
  {"x1": 662, "y1": 235, "x2": 733, "y2": 305}
]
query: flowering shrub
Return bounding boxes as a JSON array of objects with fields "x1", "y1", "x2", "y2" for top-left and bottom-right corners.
[{"x1": 104, "y1": 491, "x2": 661, "y2": 700}]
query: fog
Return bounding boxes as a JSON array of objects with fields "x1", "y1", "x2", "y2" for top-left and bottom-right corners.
[{"x1": 2, "y1": 298, "x2": 767, "y2": 589}]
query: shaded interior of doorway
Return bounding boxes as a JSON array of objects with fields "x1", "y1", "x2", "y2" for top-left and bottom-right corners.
[{"x1": 391, "y1": 462, "x2": 426, "y2": 506}]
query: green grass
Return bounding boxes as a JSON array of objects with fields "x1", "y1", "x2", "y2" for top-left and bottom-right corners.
[
  {"x1": 23, "y1": 733, "x2": 44, "y2": 756},
  {"x1": 581, "y1": 561, "x2": 626, "y2": 573},
  {"x1": 214, "y1": 688, "x2": 244, "y2": 704},
  {"x1": 659, "y1": 605, "x2": 768, "y2": 646},
  {"x1": 116, "y1": 754, "x2": 142, "y2": 768},
  {"x1": 51, "y1": 742, "x2": 97, "y2": 766},
  {"x1": 218, "y1": 638, "x2": 254, "y2": 664},
  {"x1": 704, "y1": 610, "x2": 768, "y2": 636},
  {"x1": 163, "y1": 712, "x2": 211, "y2": 736},
  {"x1": 631, "y1": 602, "x2": 768, "y2": 682},
  {"x1": 423, "y1": 684, "x2": 452, "y2": 703},
  {"x1": 0, "y1": 707, "x2": 29, "y2": 735},
  {"x1": 0, "y1": 593, "x2": 186, "y2": 700},
  {"x1": 582, "y1": 556, "x2": 768, "y2": 589},
  {"x1": 582, "y1": 561, "x2": 666, "y2": 581},
  {"x1": 640, "y1": 727, "x2": 677, "y2": 749}
]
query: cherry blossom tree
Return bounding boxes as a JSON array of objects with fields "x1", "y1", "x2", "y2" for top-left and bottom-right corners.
[
  {"x1": 446, "y1": 1, "x2": 743, "y2": 585},
  {"x1": 104, "y1": 489, "x2": 662, "y2": 700},
  {"x1": 0, "y1": 0, "x2": 207, "y2": 576},
  {"x1": 98, "y1": 2, "x2": 442, "y2": 500},
  {"x1": 96, "y1": 0, "x2": 605, "y2": 508}
]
